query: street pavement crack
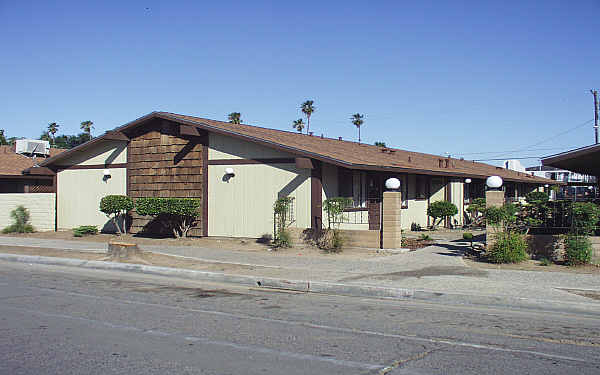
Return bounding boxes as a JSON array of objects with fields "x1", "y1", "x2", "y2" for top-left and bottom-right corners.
[{"x1": 377, "y1": 348, "x2": 441, "y2": 375}]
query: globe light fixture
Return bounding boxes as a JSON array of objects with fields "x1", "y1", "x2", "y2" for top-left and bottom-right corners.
[
  {"x1": 486, "y1": 176, "x2": 503, "y2": 189},
  {"x1": 385, "y1": 177, "x2": 401, "y2": 190},
  {"x1": 103, "y1": 169, "x2": 111, "y2": 176},
  {"x1": 465, "y1": 178, "x2": 472, "y2": 184},
  {"x1": 225, "y1": 168, "x2": 234, "y2": 175}
]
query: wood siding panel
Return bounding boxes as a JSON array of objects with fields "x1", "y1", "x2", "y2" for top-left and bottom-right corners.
[{"x1": 126, "y1": 120, "x2": 206, "y2": 236}]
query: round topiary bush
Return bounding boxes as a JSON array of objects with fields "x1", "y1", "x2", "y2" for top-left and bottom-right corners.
[{"x1": 427, "y1": 200, "x2": 458, "y2": 228}]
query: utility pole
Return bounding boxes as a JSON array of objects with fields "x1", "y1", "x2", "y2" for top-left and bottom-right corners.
[{"x1": 592, "y1": 89, "x2": 599, "y2": 144}]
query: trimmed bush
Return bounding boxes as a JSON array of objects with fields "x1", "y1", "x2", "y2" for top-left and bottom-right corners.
[
  {"x1": 488, "y1": 231, "x2": 528, "y2": 263},
  {"x1": 73, "y1": 225, "x2": 98, "y2": 237},
  {"x1": 463, "y1": 232, "x2": 474, "y2": 241},
  {"x1": 100, "y1": 195, "x2": 134, "y2": 235},
  {"x1": 317, "y1": 229, "x2": 344, "y2": 252},
  {"x1": 273, "y1": 229, "x2": 293, "y2": 248},
  {"x1": 427, "y1": 201, "x2": 458, "y2": 228},
  {"x1": 572, "y1": 202, "x2": 600, "y2": 235},
  {"x1": 2, "y1": 206, "x2": 34, "y2": 233},
  {"x1": 135, "y1": 197, "x2": 201, "y2": 238},
  {"x1": 564, "y1": 234, "x2": 592, "y2": 266},
  {"x1": 525, "y1": 191, "x2": 549, "y2": 204}
]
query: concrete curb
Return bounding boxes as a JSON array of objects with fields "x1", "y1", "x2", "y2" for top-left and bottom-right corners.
[{"x1": 1, "y1": 253, "x2": 599, "y2": 316}]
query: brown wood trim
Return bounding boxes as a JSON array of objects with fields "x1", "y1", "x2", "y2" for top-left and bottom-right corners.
[
  {"x1": 104, "y1": 131, "x2": 129, "y2": 141},
  {"x1": 201, "y1": 134, "x2": 209, "y2": 237},
  {"x1": 22, "y1": 166, "x2": 55, "y2": 176},
  {"x1": 295, "y1": 157, "x2": 314, "y2": 169},
  {"x1": 179, "y1": 124, "x2": 202, "y2": 137},
  {"x1": 343, "y1": 207, "x2": 369, "y2": 212},
  {"x1": 208, "y1": 158, "x2": 295, "y2": 165},
  {"x1": 311, "y1": 160, "x2": 323, "y2": 229},
  {"x1": 56, "y1": 163, "x2": 127, "y2": 171},
  {"x1": 54, "y1": 174, "x2": 58, "y2": 231},
  {"x1": 0, "y1": 175, "x2": 54, "y2": 180}
]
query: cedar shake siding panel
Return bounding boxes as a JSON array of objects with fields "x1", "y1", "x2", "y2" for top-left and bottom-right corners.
[{"x1": 126, "y1": 120, "x2": 206, "y2": 236}]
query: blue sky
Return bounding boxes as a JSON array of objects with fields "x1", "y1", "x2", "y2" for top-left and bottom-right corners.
[{"x1": 1, "y1": 0, "x2": 598, "y2": 166}]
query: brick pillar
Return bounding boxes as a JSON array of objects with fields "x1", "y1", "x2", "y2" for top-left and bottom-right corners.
[
  {"x1": 485, "y1": 190, "x2": 504, "y2": 249},
  {"x1": 382, "y1": 191, "x2": 402, "y2": 249}
]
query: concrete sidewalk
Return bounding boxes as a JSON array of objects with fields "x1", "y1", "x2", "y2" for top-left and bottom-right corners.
[{"x1": 1, "y1": 235, "x2": 599, "y2": 314}]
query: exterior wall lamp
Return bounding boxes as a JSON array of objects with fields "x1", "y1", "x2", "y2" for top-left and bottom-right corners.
[
  {"x1": 465, "y1": 178, "x2": 471, "y2": 184},
  {"x1": 102, "y1": 169, "x2": 111, "y2": 182}
]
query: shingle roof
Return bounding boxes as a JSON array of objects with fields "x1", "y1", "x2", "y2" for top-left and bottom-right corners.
[
  {"x1": 40, "y1": 111, "x2": 555, "y2": 184},
  {"x1": 0, "y1": 145, "x2": 65, "y2": 176}
]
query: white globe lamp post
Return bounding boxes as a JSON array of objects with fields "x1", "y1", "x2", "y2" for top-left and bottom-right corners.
[
  {"x1": 486, "y1": 176, "x2": 503, "y2": 190},
  {"x1": 385, "y1": 177, "x2": 401, "y2": 191}
]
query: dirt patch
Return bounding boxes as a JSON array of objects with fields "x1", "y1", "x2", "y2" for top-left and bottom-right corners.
[
  {"x1": 341, "y1": 266, "x2": 487, "y2": 281},
  {"x1": 464, "y1": 258, "x2": 600, "y2": 274},
  {"x1": 401, "y1": 238, "x2": 435, "y2": 250},
  {"x1": 0, "y1": 231, "x2": 390, "y2": 260},
  {"x1": 0, "y1": 245, "x2": 281, "y2": 275}
]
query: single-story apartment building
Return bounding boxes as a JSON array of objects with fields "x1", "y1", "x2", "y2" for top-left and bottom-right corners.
[{"x1": 24, "y1": 112, "x2": 553, "y2": 241}]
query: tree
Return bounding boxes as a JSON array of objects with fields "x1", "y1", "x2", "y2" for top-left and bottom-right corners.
[
  {"x1": 0, "y1": 129, "x2": 7, "y2": 145},
  {"x1": 39, "y1": 131, "x2": 51, "y2": 142},
  {"x1": 228, "y1": 112, "x2": 241, "y2": 124},
  {"x1": 80, "y1": 121, "x2": 94, "y2": 138},
  {"x1": 54, "y1": 133, "x2": 90, "y2": 149},
  {"x1": 99, "y1": 195, "x2": 134, "y2": 235},
  {"x1": 374, "y1": 141, "x2": 386, "y2": 147},
  {"x1": 351, "y1": 113, "x2": 365, "y2": 143},
  {"x1": 292, "y1": 119, "x2": 305, "y2": 133},
  {"x1": 427, "y1": 200, "x2": 458, "y2": 228},
  {"x1": 47, "y1": 122, "x2": 59, "y2": 145},
  {"x1": 300, "y1": 100, "x2": 315, "y2": 134},
  {"x1": 135, "y1": 197, "x2": 201, "y2": 238}
]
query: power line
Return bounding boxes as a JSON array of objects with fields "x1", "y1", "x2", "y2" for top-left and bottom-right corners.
[{"x1": 458, "y1": 147, "x2": 568, "y2": 156}]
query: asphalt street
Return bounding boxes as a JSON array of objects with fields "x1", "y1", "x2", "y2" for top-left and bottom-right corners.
[{"x1": 0, "y1": 261, "x2": 599, "y2": 375}]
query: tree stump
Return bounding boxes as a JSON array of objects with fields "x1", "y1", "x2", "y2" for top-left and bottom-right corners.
[{"x1": 102, "y1": 242, "x2": 151, "y2": 264}]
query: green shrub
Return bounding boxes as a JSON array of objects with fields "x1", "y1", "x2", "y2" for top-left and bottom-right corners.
[
  {"x1": 317, "y1": 229, "x2": 344, "y2": 252},
  {"x1": 466, "y1": 198, "x2": 486, "y2": 227},
  {"x1": 100, "y1": 195, "x2": 134, "y2": 235},
  {"x1": 572, "y1": 202, "x2": 600, "y2": 235},
  {"x1": 273, "y1": 197, "x2": 294, "y2": 245},
  {"x1": 427, "y1": 201, "x2": 458, "y2": 228},
  {"x1": 564, "y1": 234, "x2": 592, "y2": 266},
  {"x1": 135, "y1": 197, "x2": 201, "y2": 238},
  {"x1": 73, "y1": 225, "x2": 98, "y2": 237},
  {"x1": 488, "y1": 231, "x2": 528, "y2": 263},
  {"x1": 2, "y1": 206, "x2": 34, "y2": 233},
  {"x1": 323, "y1": 197, "x2": 353, "y2": 229},
  {"x1": 419, "y1": 234, "x2": 432, "y2": 241},
  {"x1": 463, "y1": 232, "x2": 474, "y2": 241},
  {"x1": 525, "y1": 191, "x2": 549, "y2": 204},
  {"x1": 273, "y1": 229, "x2": 292, "y2": 248},
  {"x1": 539, "y1": 257, "x2": 551, "y2": 266}
]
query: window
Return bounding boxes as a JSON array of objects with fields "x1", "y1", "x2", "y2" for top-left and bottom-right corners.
[
  {"x1": 337, "y1": 168, "x2": 367, "y2": 208},
  {"x1": 416, "y1": 175, "x2": 428, "y2": 200}
]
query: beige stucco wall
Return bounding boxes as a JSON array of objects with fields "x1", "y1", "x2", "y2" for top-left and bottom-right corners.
[
  {"x1": 0, "y1": 193, "x2": 55, "y2": 231},
  {"x1": 55, "y1": 140, "x2": 127, "y2": 166},
  {"x1": 208, "y1": 163, "x2": 311, "y2": 238},
  {"x1": 402, "y1": 174, "x2": 429, "y2": 229},
  {"x1": 209, "y1": 133, "x2": 292, "y2": 160},
  {"x1": 57, "y1": 168, "x2": 127, "y2": 230},
  {"x1": 450, "y1": 180, "x2": 464, "y2": 227}
]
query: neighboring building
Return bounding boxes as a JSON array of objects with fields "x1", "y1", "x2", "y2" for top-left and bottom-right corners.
[
  {"x1": 525, "y1": 165, "x2": 596, "y2": 184},
  {"x1": 0, "y1": 143, "x2": 64, "y2": 193},
  {"x1": 25, "y1": 112, "x2": 553, "y2": 241},
  {"x1": 503, "y1": 159, "x2": 527, "y2": 173},
  {"x1": 541, "y1": 144, "x2": 600, "y2": 200}
]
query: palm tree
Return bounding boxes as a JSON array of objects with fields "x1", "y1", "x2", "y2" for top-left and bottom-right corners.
[
  {"x1": 80, "y1": 120, "x2": 94, "y2": 139},
  {"x1": 374, "y1": 141, "x2": 386, "y2": 147},
  {"x1": 300, "y1": 100, "x2": 315, "y2": 134},
  {"x1": 47, "y1": 122, "x2": 59, "y2": 146},
  {"x1": 292, "y1": 119, "x2": 305, "y2": 133},
  {"x1": 0, "y1": 129, "x2": 7, "y2": 145},
  {"x1": 351, "y1": 113, "x2": 365, "y2": 143},
  {"x1": 228, "y1": 112, "x2": 241, "y2": 124}
]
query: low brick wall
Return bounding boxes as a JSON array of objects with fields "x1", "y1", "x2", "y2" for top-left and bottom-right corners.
[
  {"x1": 289, "y1": 227, "x2": 380, "y2": 249},
  {"x1": 526, "y1": 234, "x2": 600, "y2": 263},
  {"x1": 0, "y1": 193, "x2": 55, "y2": 232}
]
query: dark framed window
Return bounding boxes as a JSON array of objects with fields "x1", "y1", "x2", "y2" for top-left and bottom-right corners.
[{"x1": 416, "y1": 175, "x2": 428, "y2": 200}]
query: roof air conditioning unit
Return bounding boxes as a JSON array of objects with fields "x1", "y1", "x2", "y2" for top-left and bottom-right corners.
[{"x1": 15, "y1": 139, "x2": 50, "y2": 156}]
